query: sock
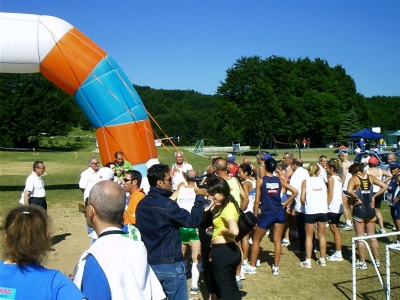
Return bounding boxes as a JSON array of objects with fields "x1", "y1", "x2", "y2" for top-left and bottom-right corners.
[
  {"x1": 242, "y1": 259, "x2": 248, "y2": 265},
  {"x1": 336, "y1": 251, "x2": 342, "y2": 256},
  {"x1": 191, "y1": 262, "x2": 200, "y2": 288},
  {"x1": 346, "y1": 220, "x2": 352, "y2": 225},
  {"x1": 236, "y1": 275, "x2": 241, "y2": 281},
  {"x1": 305, "y1": 258, "x2": 311, "y2": 263}
]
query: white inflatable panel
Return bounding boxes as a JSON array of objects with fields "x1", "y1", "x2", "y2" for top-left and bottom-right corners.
[{"x1": 0, "y1": 13, "x2": 72, "y2": 73}]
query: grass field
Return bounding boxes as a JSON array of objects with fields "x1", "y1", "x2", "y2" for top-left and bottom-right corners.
[{"x1": 1, "y1": 141, "x2": 399, "y2": 300}]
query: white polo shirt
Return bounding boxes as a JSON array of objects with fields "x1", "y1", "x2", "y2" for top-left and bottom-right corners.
[{"x1": 25, "y1": 172, "x2": 46, "y2": 197}]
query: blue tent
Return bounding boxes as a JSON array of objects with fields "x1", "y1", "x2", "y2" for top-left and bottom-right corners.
[{"x1": 348, "y1": 128, "x2": 384, "y2": 139}]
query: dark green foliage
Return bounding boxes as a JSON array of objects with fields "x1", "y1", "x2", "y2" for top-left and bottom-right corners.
[
  {"x1": 0, "y1": 73, "x2": 81, "y2": 147},
  {"x1": 0, "y1": 58, "x2": 397, "y2": 149}
]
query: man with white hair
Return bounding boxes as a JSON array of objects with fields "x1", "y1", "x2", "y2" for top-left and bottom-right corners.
[
  {"x1": 79, "y1": 157, "x2": 99, "y2": 193},
  {"x1": 171, "y1": 151, "x2": 193, "y2": 190}
]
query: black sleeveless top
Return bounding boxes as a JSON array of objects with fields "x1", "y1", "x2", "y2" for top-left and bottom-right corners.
[{"x1": 353, "y1": 175, "x2": 375, "y2": 220}]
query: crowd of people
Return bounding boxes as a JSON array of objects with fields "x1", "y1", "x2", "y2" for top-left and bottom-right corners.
[{"x1": 2, "y1": 149, "x2": 400, "y2": 299}]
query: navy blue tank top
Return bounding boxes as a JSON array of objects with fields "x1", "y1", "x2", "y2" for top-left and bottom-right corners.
[
  {"x1": 260, "y1": 176, "x2": 282, "y2": 214},
  {"x1": 353, "y1": 175, "x2": 375, "y2": 220}
]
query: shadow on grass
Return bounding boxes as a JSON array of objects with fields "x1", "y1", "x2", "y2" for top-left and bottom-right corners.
[
  {"x1": 333, "y1": 273, "x2": 400, "y2": 300},
  {"x1": 1, "y1": 184, "x2": 78, "y2": 192},
  {"x1": 51, "y1": 233, "x2": 72, "y2": 246}
]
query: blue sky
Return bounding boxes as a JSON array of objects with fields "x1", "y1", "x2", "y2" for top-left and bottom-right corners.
[{"x1": 1, "y1": 0, "x2": 399, "y2": 97}]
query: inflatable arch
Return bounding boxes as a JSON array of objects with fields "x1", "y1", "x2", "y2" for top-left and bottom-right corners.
[{"x1": 0, "y1": 12, "x2": 157, "y2": 175}]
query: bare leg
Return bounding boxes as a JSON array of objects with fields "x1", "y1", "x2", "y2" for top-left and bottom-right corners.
[
  {"x1": 241, "y1": 234, "x2": 250, "y2": 261},
  {"x1": 305, "y1": 223, "x2": 316, "y2": 260},
  {"x1": 366, "y1": 221, "x2": 379, "y2": 260},
  {"x1": 342, "y1": 194, "x2": 352, "y2": 223},
  {"x1": 250, "y1": 227, "x2": 267, "y2": 267},
  {"x1": 329, "y1": 223, "x2": 342, "y2": 252},
  {"x1": 273, "y1": 223, "x2": 285, "y2": 267},
  {"x1": 354, "y1": 220, "x2": 366, "y2": 261},
  {"x1": 317, "y1": 222, "x2": 327, "y2": 258},
  {"x1": 375, "y1": 208, "x2": 384, "y2": 230}
]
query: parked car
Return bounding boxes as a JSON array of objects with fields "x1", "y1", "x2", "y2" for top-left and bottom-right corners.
[{"x1": 353, "y1": 150, "x2": 400, "y2": 170}]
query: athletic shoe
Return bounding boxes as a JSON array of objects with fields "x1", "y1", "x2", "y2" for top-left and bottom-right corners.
[
  {"x1": 355, "y1": 260, "x2": 367, "y2": 270},
  {"x1": 391, "y1": 240, "x2": 399, "y2": 245},
  {"x1": 300, "y1": 260, "x2": 312, "y2": 269},
  {"x1": 243, "y1": 265, "x2": 257, "y2": 275},
  {"x1": 294, "y1": 249, "x2": 306, "y2": 255},
  {"x1": 374, "y1": 260, "x2": 381, "y2": 268},
  {"x1": 342, "y1": 223, "x2": 353, "y2": 231},
  {"x1": 236, "y1": 278, "x2": 243, "y2": 290},
  {"x1": 248, "y1": 237, "x2": 253, "y2": 245},
  {"x1": 378, "y1": 228, "x2": 386, "y2": 234},
  {"x1": 266, "y1": 230, "x2": 270, "y2": 236},
  {"x1": 190, "y1": 287, "x2": 199, "y2": 295},
  {"x1": 282, "y1": 239, "x2": 290, "y2": 247},
  {"x1": 272, "y1": 265, "x2": 280, "y2": 275},
  {"x1": 256, "y1": 259, "x2": 261, "y2": 267},
  {"x1": 240, "y1": 269, "x2": 246, "y2": 280},
  {"x1": 326, "y1": 252, "x2": 344, "y2": 262},
  {"x1": 317, "y1": 258, "x2": 326, "y2": 267},
  {"x1": 393, "y1": 225, "x2": 396, "y2": 231},
  {"x1": 242, "y1": 259, "x2": 249, "y2": 266}
]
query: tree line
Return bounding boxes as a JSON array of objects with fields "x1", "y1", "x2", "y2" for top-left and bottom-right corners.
[{"x1": 0, "y1": 56, "x2": 399, "y2": 148}]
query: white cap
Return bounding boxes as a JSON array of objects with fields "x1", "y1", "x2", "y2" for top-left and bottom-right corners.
[
  {"x1": 146, "y1": 158, "x2": 160, "y2": 169},
  {"x1": 97, "y1": 167, "x2": 115, "y2": 181}
]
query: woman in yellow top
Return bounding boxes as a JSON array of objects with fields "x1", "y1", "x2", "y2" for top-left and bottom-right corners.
[{"x1": 208, "y1": 177, "x2": 242, "y2": 300}]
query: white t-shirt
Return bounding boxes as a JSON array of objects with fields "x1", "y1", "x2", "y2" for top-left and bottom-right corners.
[
  {"x1": 176, "y1": 187, "x2": 196, "y2": 212},
  {"x1": 328, "y1": 175, "x2": 343, "y2": 214},
  {"x1": 304, "y1": 177, "x2": 328, "y2": 215},
  {"x1": 318, "y1": 163, "x2": 327, "y2": 183},
  {"x1": 79, "y1": 167, "x2": 97, "y2": 190},
  {"x1": 290, "y1": 167, "x2": 309, "y2": 213},
  {"x1": 171, "y1": 162, "x2": 193, "y2": 191},
  {"x1": 25, "y1": 172, "x2": 46, "y2": 197}
]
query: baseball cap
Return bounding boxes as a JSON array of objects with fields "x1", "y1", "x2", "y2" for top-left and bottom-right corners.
[
  {"x1": 265, "y1": 153, "x2": 272, "y2": 160},
  {"x1": 97, "y1": 167, "x2": 115, "y2": 181},
  {"x1": 389, "y1": 162, "x2": 400, "y2": 169},
  {"x1": 365, "y1": 150, "x2": 370, "y2": 154},
  {"x1": 146, "y1": 158, "x2": 160, "y2": 169},
  {"x1": 368, "y1": 156, "x2": 379, "y2": 165},
  {"x1": 227, "y1": 153, "x2": 236, "y2": 161},
  {"x1": 336, "y1": 150, "x2": 348, "y2": 156}
]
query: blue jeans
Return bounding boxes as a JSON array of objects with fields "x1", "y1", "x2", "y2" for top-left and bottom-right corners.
[{"x1": 150, "y1": 262, "x2": 188, "y2": 300}]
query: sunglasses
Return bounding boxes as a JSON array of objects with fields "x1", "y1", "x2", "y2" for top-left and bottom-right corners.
[
  {"x1": 91, "y1": 162, "x2": 99, "y2": 165},
  {"x1": 122, "y1": 178, "x2": 132, "y2": 183}
]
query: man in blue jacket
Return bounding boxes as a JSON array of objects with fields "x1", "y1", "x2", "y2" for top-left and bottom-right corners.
[{"x1": 136, "y1": 163, "x2": 205, "y2": 300}]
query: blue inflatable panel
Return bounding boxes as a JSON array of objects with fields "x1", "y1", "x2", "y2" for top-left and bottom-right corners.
[{"x1": 74, "y1": 56, "x2": 148, "y2": 128}]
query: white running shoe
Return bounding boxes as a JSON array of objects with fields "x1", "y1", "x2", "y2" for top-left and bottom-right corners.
[
  {"x1": 272, "y1": 265, "x2": 280, "y2": 275},
  {"x1": 374, "y1": 260, "x2": 381, "y2": 268},
  {"x1": 378, "y1": 228, "x2": 386, "y2": 234},
  {"x1": 282, "y1": 239, "x2": 290, "y2": 247},
  {"x1": 342, "y1": 223, "x2": 354, "y2": 231},
  {"x1": 326, "y1": 252, "x2": 344, "y2": 262},
  {"x1": 355, "y1": 260, "x2": 367, "y2": 270},
  {"x1": 243, "y1": 265, "x2": 257, "y2": 275},
  {"x1": 317, "y1": 258, "x2": 326, "y2": 267},
  {"x1": 300, "y1": 260, "x2": 312, "y2": 269}
]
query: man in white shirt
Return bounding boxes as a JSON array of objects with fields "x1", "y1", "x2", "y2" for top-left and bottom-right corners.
[
  {"x1": 171, "y1": 151, "x2": 193, "y2": 190},
  {"x1": 79, "y1": 157, "x2": 99, "y2": 196},
  {"x1": 290, "y1": 158, "x2": 309, "y2": 254},
  {"x1": 24, "y1": 161, "x2": 47, "y2": 210},
  {"x1": 317, "y1": 155, "x2": 328, "y2": 184},
  {"x1": 360, "y1": 150, "x2": 371, "y2": 166}
]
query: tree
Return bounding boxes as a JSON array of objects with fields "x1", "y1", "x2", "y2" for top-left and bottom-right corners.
[{"x1": 0, "y1": 73, "x2": 80, "y2": 147}]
